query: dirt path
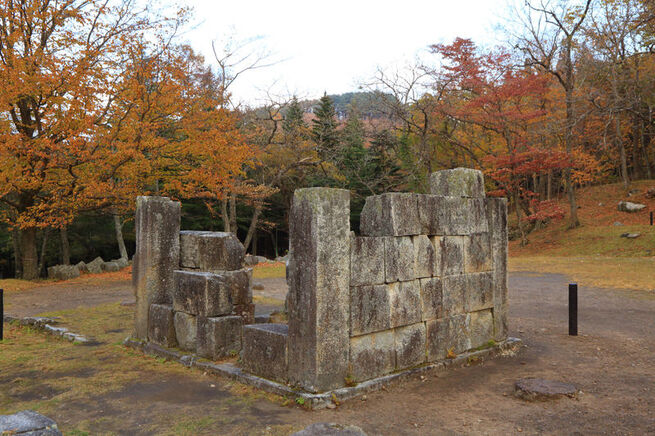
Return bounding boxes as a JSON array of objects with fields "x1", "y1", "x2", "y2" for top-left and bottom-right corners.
[{"x1": 3, "y1": 271, "x2": 655, "y2": 434}]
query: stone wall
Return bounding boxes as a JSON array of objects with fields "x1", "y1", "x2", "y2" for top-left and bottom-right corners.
[{"x1": 133, "y1": 197, "x2": 254, "y2": 359}]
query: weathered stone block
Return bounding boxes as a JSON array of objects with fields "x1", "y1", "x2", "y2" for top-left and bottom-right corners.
[
  {"x1": 76, "y1": 261, "x2": 88, "y2": 273},
  {"x1": 0, "y1": 410, "x2": 62, "y2": 436},
  {"x1": 179, "y1": 230, "x2": 245, "y2": 271},
  {"x1": 174, "y1": 311, "x2": 197, "y2": 351},
  {"x1": 469, "y1": 309, "x2": 494, "y2": 349},
  {"x1": 242, "y1": 323, "x2": 288, "y2": 382},
  {"x1": 493, "y1": 303, "x2": 508, "y2": 342},
  {"x1": 133, "y1": 196, "x2": 181, "y2": 340},
  {"x1": 394, "y1": 323, "x2": 427, "y2": 370},
  {"x1": 469, "y1": 198, "x2": 489, "y2": 234},
  {"x1": 350, "y1": 235, "x2": 385, "y2": 286},
  {"x1": 436, "y1": 197, "x2": 488, "y2": 235},
  {"x1": 287, "y1": 188, "x2": 351, "y2": 393},
  {"x1": 465, "y1": 232, "x2": 492, "y2": 272},
  {"x1": 148, "y1": 304, "x2": 177, "y2": 348},
  {"x1": 426, "y1": 314, "x2": 470, "y2": 361},
  {"x1": 233, "y1": 303, "x2": 255, "y2": 325},
  {"x1": 360, "y1": 193, "x2": 421, "y2": 236},
  {"x1": 86, "y1": 256, "x2": 104, "y2": 274},
  {"x1": 442, "y1": 275, "x2": 466, "y2": 316},
  {"x1": 485, "y1": 197, "x2": 508, "y2": 341},
  {"x1": 221, "y1": 268, "x2": 252, "y2": 306},
  {"x1": 420, "y1": 277, "x2": 443, "y2": 321},
  {"x1": 417, "y1": 195, "x2": 445, "y2": 235},
  {"x1": 173, "y1": 270, "x2": 232, "y2": 317},
  {"x1": 440, "y1": 236, "x2": 465, "y2": 276},
  {"x1": 413, "y1": 235, "x2": 439, "y2": 278},
  {"x1": 47, "y1": 264, "x2": 80, "y2": 280},
  {"x1": 196, "y1": 315, "x2": 243, "y2": 359},
  {"x1": 101, "y1": 261, "x2": 120, "y2": 272},
  {"x1": 429, "y1": 168, "x2": 485, "y2": 198},
  {"x1": 349, "y1": 330, "x2": 395, "y2": 382},
  {"x1": 466, "y1": 272, "x2": 494, "y2": 312},
  {"x1": 384, "y1": 237, "x2": 415, "y2": 282},
  {"x1": 389, "y1": 280, "x2": 421, "y2": 328},
  {"x1": 350, "y1": 285, "x2": 391, "y2": 336}
]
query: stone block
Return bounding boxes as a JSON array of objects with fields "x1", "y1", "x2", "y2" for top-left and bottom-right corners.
[
  {"x1": 47, "y1": 264, "x2": 80, "y2": 280},
  {"x1": 349, "y1": 330, "x2": 395, "y2": 382},
  {"x1": 0, "y1": 410, "x2": 62, "y2": 436},
  {"x1": 389, "y1": 280, "x2": 421, "y2": 328},
  {"x1": 350, "y1": 285, "x2": 391, "y2": 336},
  {"x1": 413, "y1": 235, "x2": 439, "y2": 278},
  {"x1": 493, "y1": 304, "x2": 508, "y2": 342},
  {"x1": 466, "y1": 272, "x2": 494, "y2": 312},
  {"x1": 485, "y1": 197, "x2": 508, "y2": 341},
  {"x1": 442, "y1": 275, "x2": 466, "y2": 316},
  {"x1": 101, "y1": 261, "x2": 120, "y2": 272},
  {"x1": 196, "y1": 315, "x2": 243, "y2": 359},
  {"x1": 360, "y1": 193, "x2": 421, "y2": 236},
  {"x1": 76, "y1": 261, "x2": 88, "y2": 273},
  {"x1": 233, "y1": 303, "x2": 255, "y2": 324},
  {"x1": 417, "y1": 195, "x2": 446, "y2": 235},
  {"x1": 133, "y1": 196, "x2": 181, "y2": 340},
  {"x1": 173, "y1": 270, "x2": 232, "y2": 317},
  {"x1": 420, "y1": 277, "x2": 443, "y2": 321},
  {"x1": 350, "y1": 235, "x2": 385, "y2": 286},
  {"x1": 242, "y1": 323, "x2": 288, "y2": 382},
  {"x1": 148, "y1": 304, "x2": 177, "y2": 348},
  {"x1": 394, "y1": 323, "x2": 427, "y2": 370},
  {"x1": 384, "y1": 236, "x2": 415, "y2": 282},
  {"x1": 426, "y1": 314, "x2": 470, "y2": 361},
  {"x1": 469, "y1": 198, "x2": 489, "y2": 234},
  {"x1": 437, "y1": 197, "x2": 488, "y2": 235},
  {"x1": 440, "y1": 236, "x2": 465, "y2": 276},
  {"x1": 179, "y1": 230, "x2": 245, "y2": 271},
  {"x1": 174, "y1": 311, "x2": 197, "y2": 352},
  {"x1": 469, "y1": 309, "x2": 494, "y2": 349},
  {"x1": 221, "y1": 268, "x2": 252, "y2": 306},
  {"x1": 86, "y1": 256, "x2": 104, "y2": 274},
  {"x1": 465, "y1": 232, "x2": 492, "y2": 272},
  {"x1": 429, "y1": 168, "x2": 485, "y2": 198},
  {"x1": 287, "y1": 188, "x2": 351, "y2": 393}
]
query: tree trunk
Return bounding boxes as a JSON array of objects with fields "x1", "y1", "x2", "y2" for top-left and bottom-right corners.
[
  {"x1": 38, "y1": 229, "x2": 49, "y2": 277},
  {"x1": 114, "y1": 214, "x2": 128, "y2": 260},
  {"x1": 20, "y1": 227, "x2": 39, "y2": 280},
  {"x1": 12, "y1": 228, "x2": 22, "y2": 278},
  {"x1": 547, "y1": 170, "x2": 552, "y2": 200},
  {"x1": 564, "y1": 84, "x2": 580, "y2": 228},
  {"x1": 639, "y1": 118, "x2": 652, "y2": 179},
  {"x1": 229, "y1": 194, "x2": 237, "y2": 234},
  {"x1": 243, "y1": 203, "x2": 263, "y2": 252},
  {"x1": 513, "y1": 191, "x2": 528, "y2": 246},
  {"x1": 616, "y1": 115, "x2": 630, "y2": 189},
  {"x1": 60, "y1": 225, "x2": 70, "y2": 265},
  {"x1": 221, "y1": 197, "x2": 230, "y2": 232}
]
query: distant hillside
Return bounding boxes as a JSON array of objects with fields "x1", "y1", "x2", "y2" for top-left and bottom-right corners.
[{"x1": 302, "y1": 91, "x2": 393, "y2": 120}]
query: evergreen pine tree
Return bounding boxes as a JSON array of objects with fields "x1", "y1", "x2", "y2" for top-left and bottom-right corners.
[
  {"x1": 283, "y1": 96, "x2": 306, "y2": 134},
  {"x1": 311, "y1": 92, "x2": 340, "y2": 158}
]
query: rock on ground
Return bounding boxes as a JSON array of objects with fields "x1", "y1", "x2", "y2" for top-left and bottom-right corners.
[
  {"x1": 617, "y1": 201, "x2": 646, "y2": 212},
  {"x1": 291, "y1": 423, "x2": 367, "y2": 436},
  {"x1": 0, "y1": 410, "x2": 62, "y2": 435},
  {"x1": 514, "y1": 378, "x2": 577, "y2": 401},
  {"x1": 47, "y1": 264, "x2": 80, "y2": 280}
]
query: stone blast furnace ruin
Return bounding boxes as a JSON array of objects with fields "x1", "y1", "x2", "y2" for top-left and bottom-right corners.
[{"x1": 125, "y1": 168, "x2": 519, "y2": 408}]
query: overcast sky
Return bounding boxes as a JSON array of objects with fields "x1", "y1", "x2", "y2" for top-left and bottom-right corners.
[{"x1": 181, "y1": 0, "x2": 507, "y2": 106}]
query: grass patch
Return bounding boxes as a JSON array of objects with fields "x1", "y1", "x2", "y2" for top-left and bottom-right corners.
[
  {"x1": 252, "y1": 262, "x2": 285, "y2": 279},
  {"x1": 510, "y1": 256, "x2": 655, "y2": 292},
  {"x1": 252, "y1": 295, "x2": 285, "y2": 307}
]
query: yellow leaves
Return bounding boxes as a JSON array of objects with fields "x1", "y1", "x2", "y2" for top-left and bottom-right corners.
[{"x1": 446, "y1": 347, "x2": 457, "y2": 359}]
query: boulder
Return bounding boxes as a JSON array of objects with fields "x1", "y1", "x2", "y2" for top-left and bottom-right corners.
[
  {"x1": 292, "y1": 423, "x2": 367, "y2": 436},
  {"x1": 86, "y1": 256, "x2": 104, "y2": 274},
  {"x1": 617, "y1": 201, "x2": 646, "y2": 212},
  {"x1": 620, "y1": 232, "x2": 641, "y2": 239},
  {"x1": 0, "y1": 410, "x2": 62, "y2": 435},
  {"x1": 514, "y1": 378, "x2": 577, "y2": 401},
  {"x1": 113, "y1": 257, "x2": 129, "y2": 268},
  {"x1": 47, "y1": 264, "x2": 80, "y2": 281},
  {"x1": 76, "y1": 261, "x2": 88, "y2": 273},
  {"x1": 101, "y1": 261, "x2": 121, "y2": 272}
]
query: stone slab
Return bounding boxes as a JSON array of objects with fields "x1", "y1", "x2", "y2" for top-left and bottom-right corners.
[
  {"x1": 287, "y1": 188, "x2": 351, "y2": 393},
  {"x1": 426, "y1": 314, "x2": 470, "y2": 361},
  {"x1": 179, "y1": 230, "x2": 245, "y2": 271},
  {"x1": 384, "y1": 236, "x2": 415, "y2": 282},
  {"x1": 350, "y1": 285, "x2": 391, "y2": 336},
  {"x1": 429, "y1": 168, "x2": 485, "y2": 198},
  {"x1": 174, "y1": 312, "x2": 197, "y2": 352},
  {"x1": 394, "y1": 323, "x2": 427, "y2": 370},
  {"x1": 466, "y1": 272, "x2": 494, "y2": 312},
  {"x1": 0, "y1": 410, "x2": 62, "y2": 435},
  {"x1": 148, "y1": 304, "x2": 177, "y2": 348},
  {"x1": 349, "y1": 330, "x2": 395, "y2": 382},
  {"x1": 413, "y1": 235, "x2": 439, "y2": 278},
  {"x1": 440, "y1": 236, "x2": 465, "y2": 276},
  {"x1": 360, "y1": 193, "x2": 421, "y2": 236},
  {"x1": 465, "y1": 232, "x2": 492, "y2": 273},
  {"x1": 420, "y1": 277, "x2": 443, "y2": 321},
  {"x1": 173, "y1": 270, "x2": 232, "y2": 317},
  {"x1": 133, "y1": 196, "x2": 181, "y2": 340},
  {"x1": 242, "y1": 323, "x2": 288, "y2": 383},
  {"x1": 389, "y1": 280, "x2": 421, "y2": 328},
  {"x1": 469, "y1": 309, "x2": 494, "y2": 349},
  {"x1": 292, "y1": 423, "x2": 367, "y2": 436},
  {"x1": 514, "y1": 378, "x2": 577, "y2": 401},
  {"x1": 197, "y1": 315, "x2": 243, "y2": 359},
  {"x1": 485, "y1": 197, "x2": 508, "y2": 341},
  {"x1": 442, "y1": 275, "x2": 466, "y2": 316},
  {"x1": 350, "y1": 235, "x2": 385, "y2": 286}
]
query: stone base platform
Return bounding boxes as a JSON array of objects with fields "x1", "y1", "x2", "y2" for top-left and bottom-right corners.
[{"x1": 123, "y1": 336, "x2": 522, "y2": 409}]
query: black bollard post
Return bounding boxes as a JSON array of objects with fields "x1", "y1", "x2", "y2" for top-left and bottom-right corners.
[
  {"x1": 569, "y1": 283, "x2": 578, "y2": 336},
  {"x1": 650, "y1": 211, "x2": 653, "y2": 226},
  {"x1": 0, "y1": 288, "x2": 3, "y2": 341}
]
